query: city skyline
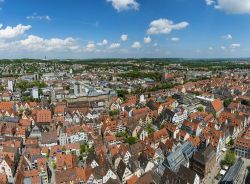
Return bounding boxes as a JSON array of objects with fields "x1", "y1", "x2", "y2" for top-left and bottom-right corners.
[{"x1": 0, "y1": 0, "x2": 250, "y2": 59}]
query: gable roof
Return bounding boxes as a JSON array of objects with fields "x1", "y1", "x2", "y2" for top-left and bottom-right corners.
[
  {"x1": 177, "y1": 165, "x2": 197, "y2": 184},
  {"x1": 193, "y1": 144, "x2": 216, "y2": 164},
  {"x1": 129, "y1": 141, "x2": 145, "y2": 156},
  {"x1": 160, "y1": 167, "x2": 186, "y2": 184},
  {"x1": 212, "y1": 99, "x2": 224, "y2": 112},
  {"x1": 136, "y1": 171, "x2": 160, "y2": 184},
  {"x1": 116, "y1": 160, "x2": 128, "y2": 180}
]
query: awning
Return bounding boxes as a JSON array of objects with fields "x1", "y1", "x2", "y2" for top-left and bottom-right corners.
[{"x1": 220, "y1": 169, "x2": 226, "y2": 175}]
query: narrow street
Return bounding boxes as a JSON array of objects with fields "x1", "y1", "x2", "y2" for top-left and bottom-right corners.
[{"x1": 48, "y1": 158, "x2": 56, "y2": 184}]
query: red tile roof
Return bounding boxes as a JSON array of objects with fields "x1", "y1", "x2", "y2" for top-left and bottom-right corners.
[
  {"x1": 0, "y1": 102, "x2": 14, "y2": 110},
  {"x1": 36, "y1": 109, "x2": 52, "y2": 123},
  {"x1": 212, "y1": 99, "x2": 224, "y2": 113},
  {"x1": 0, "y1": 173, "x2": 7, "y2": 184}
]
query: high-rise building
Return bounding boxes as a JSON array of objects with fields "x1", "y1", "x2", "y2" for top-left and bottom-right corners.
[
  {"x1": 74, "y1": 82, "x2": 82, "y2": 96},
  {"x1": 32, "y1": 87, "x2": 39, "y2": 99},
  {"x1": 7, "y1": 80, "x2": 14, "y2": 92},
  {"x1": 34, "y1": 73, "x2": 39, "y2": 80}
]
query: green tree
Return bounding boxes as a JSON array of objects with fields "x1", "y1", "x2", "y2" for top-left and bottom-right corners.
[
  {"x1": 197, "y1": 106, "x2": 204, "y2": 112},
  {"x1": 62, "y1": 146, "x2": 66, "y2": 153},
  {"x1": 65, "y1": 85, "x2": 70, "y2": 90},
  {"x1": 116, "y1": 90, "x2": 129, "y2": 100},
  {"x1": 223, "y1": 99, "x2": 233, "y2": 108},
  {"x1": 80, "y1": 144, "x2": 86, "y2": 154},
  {"x1": 0, "y1": 85, "x2": 4, "y2": 92},
  {"x1": 78, "y1": 155, "x2": 83, "y2": 161},
  {"x1": 228, "y1": 138, "x2": 234, "y2": 146},
  {"x1": 241, "y1": 100, "x2": 250, "y2": 107},
  {"x1": 221, "y1": 151, "x2": 236, "y2": 166},
  {"x1": 109, "y1": 110, "x2": 120, "y2": 117},
  {"x1": 160, "y1": 124, "x2": 165, "y2": 129},
  {"x1": 116, "y1": 132, "x2": 128, "y2": 138},
  {"x1": 87, "y1": 147, "x2": 95, "y2": 153},
  {"x1": 125, "y1": 136, "x2": 138, "y2": 145},
  {"x1": 146, "y1": 123, "x2": 155, "y2": 135},
  {"x1": 52, "y1": 161, "x2": 57, "y2": 169}
]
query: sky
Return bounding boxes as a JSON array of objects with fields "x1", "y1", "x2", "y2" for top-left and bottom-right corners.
[{"x1": 0, "y1": 0, "x2": 250, "y2": 59}]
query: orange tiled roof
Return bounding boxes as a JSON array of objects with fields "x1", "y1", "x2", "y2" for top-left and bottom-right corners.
[
  {"x1": 0, "y1": 101, "x2": 14, "y2": 110},
  {"x1": 56, "y1": 153, "x2": 77, "y2": 170},
  {"x1": 212, "y1": 99, "x2": 224, "y2": 112},
  {"x1": 24, "y1": 169, "x2": 39, "y2": 178},
  {"x1": 36, "y1": 109, "x2": 52, "y2": 123},
  {"x1": 0, "y1": 173, "x2": 7, "y2": 184},
  {"x1": 55, "y1": 104, "x2": 66, "y2": 114},
  {"x1": 188, "y1": 136, "x2": 200, "y2": 147},
  {"x1": 127, "y1": 175, "x2": 139, "y2": 184}
]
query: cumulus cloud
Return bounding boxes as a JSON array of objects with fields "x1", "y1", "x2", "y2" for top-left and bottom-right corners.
[
  {"x1": 97, "y1": 39, "x2": 108, "y2": 46},
  {"x1": 230, "y1": 43, "x2": 240, "y2": 49},
  {"x1": 85, "y1": 43, "x2": 96, "y2": 52},
  {"x1": 0, "y1": 24, "x2": 31, "y2": 39},
  {"x1": 147, "y1": 18, "x2": 189, "y2": 35},
  {"x1": 107, "y1": 0, "x2": 139, "y2": 12},
  {"x1": 144, "y1": 36, "x2": 151, "y2": 44},
  {"x1": 171, "y1": 37, "x2": 180, "y2": 42},
  {"x1": 131, "y1": 41, "x2": 141, "y2": 49},
  {"x1": 205, "y1": 0, "x2": 215, "y2": 5},
  {"x1": 19, "y1": 35, "x2": 78, "y2": 51},
  {"x1": 109, "y1": 43, "x2": 121, "y2": 49},
  {"x1": 222, "y1": 34, "x2": 232, "y2": 40},
  {"x1": 26, "y1": 13, "x2": 51, "y2": 21},
  {"x1": 121, "y1": 34, "x2": 128, "y2": 41},
  {"x1": 207, "y1": 0, "x2": 250, "y2": 14}
]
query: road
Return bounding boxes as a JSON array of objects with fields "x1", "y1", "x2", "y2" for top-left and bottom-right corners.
[{"x1": 48, "y1": 158, "x2": 56, "y2": 184}]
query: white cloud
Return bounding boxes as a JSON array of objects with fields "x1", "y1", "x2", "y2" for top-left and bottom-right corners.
[
  {"x1": 205, "y1": 0, "x2": 215, "y2": 5},
  {"x1": 97, "y1": 39, "x2": 108, "y2": 46},
  {"x1": 230, "y1": 43, "x2": 240, "y2": 49},
  {"x1": 144, "y1": 36, "x2": 151, "y2": 44},
  {"x1": 212, "y1": 0, "x2": 250, "y2": 14},
  {"x1": 221, "y1": 46, "x2": 227, "y2": 50},
  {"x1": 171, "y1": 37, "x2": 180, "y2": 42},
  {"x1": 85, "y1": 43, "x2": 96, "y2": 52},
  {"x1": 121, "y1": 34, "x2": 128, "y2": 41},
  {"x1": 147, "y1": 18, "x2": 189, "y2": 35},
  {"x1": 26, "y1": 13, "x2": 51, "y2": 21},
  {"x1": 0, "y1": 24, "x2": 31, "y2": 39},
  {"x1": 107, "y1": 0, "x2": 139, "y2": 12},
  {"x1": 109, "y1": 43, "x2": 121, "y2": 49},
  {"x1": 19, "y1": 35, "x2": 78, "y2": 51},
  {"x1": 222, "y1": 34, "x2": 232, "y2": 40},
  {"x1": 131, "y1": 41, "x2": 141, "y2": 49},
  {"x1": 208, "y1": 47, "x2": 213, "y2": 50}
]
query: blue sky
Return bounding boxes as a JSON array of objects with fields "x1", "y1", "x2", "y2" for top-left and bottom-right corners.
[{"x1": 0, "y1": 0, "x2": 250, "y2": 59}]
